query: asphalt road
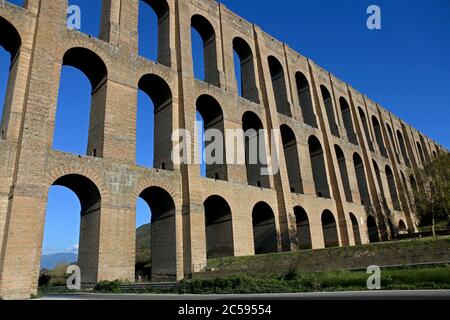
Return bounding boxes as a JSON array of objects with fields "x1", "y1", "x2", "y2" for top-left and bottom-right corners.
[{"x1": 38, "y1": 290, "x2": 450, "y2": 300}]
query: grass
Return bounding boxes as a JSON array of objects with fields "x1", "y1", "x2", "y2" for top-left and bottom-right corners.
[
  {"x1": 179, "y1": 265, "x2": 450, "y2": 294},
  {"x1": 40, "y1": 265, "x2": 448, "y2": 295}
]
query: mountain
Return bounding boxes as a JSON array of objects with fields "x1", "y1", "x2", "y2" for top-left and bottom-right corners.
[
  {"x1": 136, "y1": 223, "x2": 151, "y2": 265},
  {"x1": 40, "y1": 252, "x2": 77, "y2": 270},
  {"x1": 40, "y1": 224, "x2": 151, "y2": 271}
]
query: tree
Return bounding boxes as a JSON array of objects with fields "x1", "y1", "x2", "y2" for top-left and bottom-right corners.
[{"x1": 412, "y1": 152, "x2": 450, "y2": 235}]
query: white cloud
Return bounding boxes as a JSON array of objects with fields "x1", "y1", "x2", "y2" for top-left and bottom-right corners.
[{"x1": 66, "y1": 243, "x2": 79, "y2": 253}]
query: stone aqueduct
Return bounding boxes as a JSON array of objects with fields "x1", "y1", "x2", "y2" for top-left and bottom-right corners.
[{"x1": 0, "y1": 0, "x2": 444, "y2": 298}]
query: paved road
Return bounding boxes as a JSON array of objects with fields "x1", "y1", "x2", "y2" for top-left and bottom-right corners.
[{"x1": 39, "y1": 290, "x2": 450, "y2": 300}]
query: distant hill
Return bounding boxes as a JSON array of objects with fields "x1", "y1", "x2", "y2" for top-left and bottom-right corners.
[
  {"x1": 41, "y1": 252, "x2": 77, "y2": 270},
  {"x1": 136, "y1": 223, "x2": 151, "y2": 265},
  {"x1": 40, "y1": 224, "x2": 150, "y2": 271}
]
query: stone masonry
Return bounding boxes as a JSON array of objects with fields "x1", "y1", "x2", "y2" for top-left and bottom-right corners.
[{"x1": 0, "y1": 0, "x2": 445, "y2": 299}]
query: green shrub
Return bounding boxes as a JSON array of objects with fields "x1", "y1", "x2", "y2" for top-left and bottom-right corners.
[{"x1": 94, "y1": 280, "x2": 122, "y2": 293}]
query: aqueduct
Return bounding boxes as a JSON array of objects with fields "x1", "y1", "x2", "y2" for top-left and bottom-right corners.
[{"x1": 0, "y1": 0, "x2": 445, "y2": 299}]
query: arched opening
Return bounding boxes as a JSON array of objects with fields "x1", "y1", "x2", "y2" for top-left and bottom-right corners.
[
  {"x1": 367, "y1": 215, "x2": 380, "y2": 242},
  {"x1": 321, "y1": 210, "x2": 339, "y2": 248},
  {"x1": 242, "y1": 112, "x2": 270, "y2": 188},
  {"x1": 353, "y1": 153, "x2": 371, "y2": 206},
  {"x1": 138, "y1": 74, "x2": 173, "y2": 170},
  {"x1": 320, "y1": 86, "x2": 339, "y2": 137},
  {"x1": 232, "y1": 37, "x2": 259, "y2": 103},
  {"x1": 373, "y1": 160, "x2": 387, "y2": 206},
  {"x1": 138, "y1": 186, "x2": 176, "y2": 281},
  {"x1": 204, "y1": 195, "x2": 234, "y2": 259},
  {"x1": 68, "y1": 0, "x2": 102, "y2": 38},
  {"x1": 416, "y1": 141, "x2": 425, "y2": 165},
  {"x1": 138, "y1": 0, "x2": 171, "y2": 66},
  {"x1": 398, "y1": 220, "x2": 407, "y2": 234},
  {"x1": 335, "y1": 145, "x2": 352, "y2": 202},
  {"x1": 5, "y1": 0, "x2": 24, "y2": 7},
  {"x1": 295, "y1": 72, "x2": 317, "y2": 128},
  {"x1": 339, "y1": 97, "x2": 358, "y2": 145},
  {"x1": 410, "y1": 175, "x2": 419, "y2": 195},
  {"x1": 372, "y1": 116, "x2": 387, "y2": 157},
  {"x1": 386, "y1": 123, "x2": 400, "y2": 163},
  {"x1": 358, "y1": 107, "x2": 373, "y2": 151},
  {"x1": 294, "y1": 206, "x2": 311, "y2": 250},
  {"x1": 0, "y1": 16, "x2": 21, "y2": 139},
  {"x1": 349, "y1": 213, "x2": 361, "y2": 245},
  {"x1": 135, "y1": 196, "x2": 152, "y2": 282},
  {"x1": 191, "y1": 14, "x2": 219, "y2": 86},
  {"x1": 420, "y1": 135, "x2": 431, "y2": 162},
  {"x1": 42, "y1": 174, "x2": 101, "y2": 285},
  {"x1": 53, "y1": 48, "x2": 107, "y2": 157},
  {"x1": 400, "y1": 171, "x2": 411, "y2": 205},
  {"x1": 268, "y1": 56, "x2": 290, "y2": 116},
  {"x1": 308, "y1": 136, "x2": 330, "y2": 198},
  {"x1": 432, "y1": 150, "x2": 437, "y2": 158},
  {"x1": 252, "y1": 202, "x2": 277, "y2": 254},
  {"x1": 385, "y1": 165, "x2": 401, "y2": 211},
  {"x1": 396, "y1": 130, "x2": 410, "y2": 167},
  {"x1": 196, "y1": 95, "x2": 227, "y2": 180},
  {"x1": 280, "y1": 125, "x2": 303, "y2": 193}
]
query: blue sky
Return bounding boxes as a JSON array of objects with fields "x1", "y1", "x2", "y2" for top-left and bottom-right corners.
[{"x1": 1, "y1": 0, "x2": 449, "y2": 254}]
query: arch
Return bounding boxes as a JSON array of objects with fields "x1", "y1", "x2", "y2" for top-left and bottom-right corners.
[
  {"x1": 419, "y1": 135, "x2": 431, "y2": 162},
  {"x1": 385, "y1": 165, "x2": 401, "y2": 211},
  {"x1": 50, "y1": 174, "x2": 102, "y2": 284},
  {"x1": 62, "y1": 47, "x2": 107, "y2": 92},
  {"x1": 432, "y1": 150, "x2": 437, "y2": 158},
  {"x1": 295, "y1": 72, "x2": 317, "y2": 127},
  {"x1": 309, "y1": 136, "x2": 330, "y2": 198},
  {"x1": 372, "y1": 116, "x2": 387, "y2": 157},
  {"x1": 373, "y1": 160, "x2": 387, "y2": 206},
  {"x1": 400, "y1": 171, "x2": 411, "y2": 205},
  {"x1": 396, "y1": 130, "x2": 410, "y2": 167},
  {"x1": 335, "y1": 145, "x2": 352, "y2": 202},
  {"x1": 196, "y1": 94, "x2": 227, "y2": 180},
  {"x1": 53, "y1": 47, "x2": 108, "y2": 156},
  {"x1": 138, "y1": 74, "x2": 173, "y2": 170},
  {"x1": 138, "y1": 186, "x2": 176, "y2": 280},
  {"x1": 280, "y1": 125, "x2": 303, "y2": 193},
  {"x1": 242, "y1": 111, "x2": 270, "y2": 188},
  {"x1": 353, "y1": 153, "x2": 371, "y2": 205},
  {"x1": 349, "y1": 213, "x2": 361, "y2": 245},
  {"x1": 320, "y1": 86, "x2": 339, "y2": 137},
  {"x1": 294, "y1": 206, "x2": 312, "y2": 250},
  {"x1": 138, "y1": 0, "x2": 171, "y2": 66},
  {"x1": 367, "y1": 215, "x2": 380, "y2": 242},
  {"x1": 204, "y1": 195, "x2": 234, "y2": 258},
  {"x1": 0, "y1": 16, "x2": 21, "y2": 61},
  {"x1": 252, "y1": 202, "x2": 277, "y2": 254},
  {"x1": 232, "y1": 37, "x2": 259, "y2": 103},
  {"x1": 409, "y1": 174, "x2": 419, "y2": 195},
  {"x1": 386, "y1": 123, "x2": 400, "y2": 163},
  {"x1": 339, "y1": 97, "x2": 358, "y2": 145},
  {"x1": 416, "y1": 141, "x2": 425, "y2": 165},
  {"x1": 191, "y1": 14, "x2": 219, "y2": 86},
  {"x1": 321, "y1": 210, "x2": 339, "y2": 248},
  {"x1": 398, "y1": 220, "x2": 407, "y2": 234},
  {"x1": 0, "y1": 16, "x2": 22, "y2": 139},
  {"x1": 358, "y1": 107, "x2": 373, "y2": 151},
  {"x1": 268, "y1": 56, "x2": 290, "y2": 116}
]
